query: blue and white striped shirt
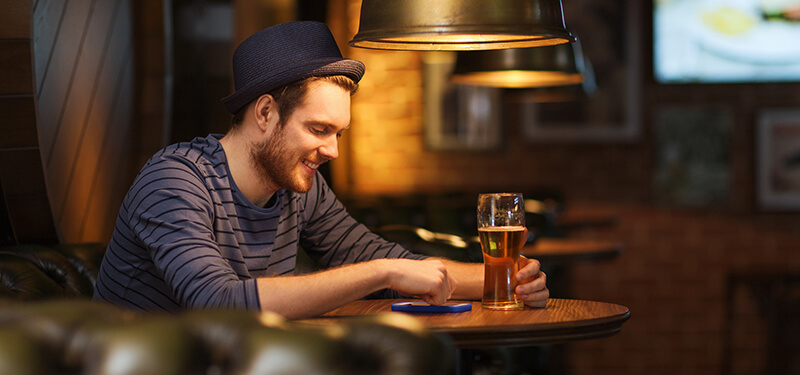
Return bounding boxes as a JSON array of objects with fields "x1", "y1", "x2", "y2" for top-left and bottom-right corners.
[{"x1": 94, "y1": 134, "x2": 423, "y2": 312}]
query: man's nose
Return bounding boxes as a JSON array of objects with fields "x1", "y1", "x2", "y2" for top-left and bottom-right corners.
[{"x1": 318, "y1": 136, "x2": 339, "y2": 160}]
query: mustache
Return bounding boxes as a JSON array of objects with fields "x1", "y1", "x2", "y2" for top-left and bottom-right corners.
[{"x1": 305, "y1": 155, "x2": 330, "y2": 165}]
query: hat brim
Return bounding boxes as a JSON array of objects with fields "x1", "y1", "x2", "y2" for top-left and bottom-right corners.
[{"x1": 222, "y1": 58, "x2": 365, "y2": 114}]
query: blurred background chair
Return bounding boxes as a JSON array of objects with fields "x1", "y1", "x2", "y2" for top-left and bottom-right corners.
[{"x1": 373, "y1": 224, "x2": 482, "y2": 263}]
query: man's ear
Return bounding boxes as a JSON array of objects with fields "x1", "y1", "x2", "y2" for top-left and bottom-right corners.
[{"x1": 253, "y1": 94, "x2": 279, "y2": 133}]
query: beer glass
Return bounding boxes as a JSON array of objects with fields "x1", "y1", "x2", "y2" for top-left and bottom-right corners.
[{"x1": 477, "y1": 193, "x2": 526, "y2": 310}]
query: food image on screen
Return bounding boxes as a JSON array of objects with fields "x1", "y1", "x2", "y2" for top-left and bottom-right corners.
[{"x1": 654, "y1": 0, "x2": 800, "y2": 83}]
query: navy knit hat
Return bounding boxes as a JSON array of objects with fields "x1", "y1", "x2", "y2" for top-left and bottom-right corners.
[{"x1": 222, "y1": 21, "x2": 366, "y2": 114}]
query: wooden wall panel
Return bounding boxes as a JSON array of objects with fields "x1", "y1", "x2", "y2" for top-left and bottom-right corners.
[
  {"x1": 1, "y1": 0, "x2": 135, "y2": 244},
  {"x1": 46, "y1": 0, "x2": 120, "y2": 225},
  {"x1": 82, "y1": 56, "x2": 134, "y2": 240},
  {"x1": 0, "y1": 41, "x2": 34, "y2": 95},
  {"x1": 0, "y1": 96, "x2": 38, "y2": 149},
  {"x1": 35, "y1": 0, "x2": 92, "y2": 155},
  {"x1": 31, "y1": 0, "x2": 66, "y2": 94},
  {"x1": 38, "y1": 0, "x2": 134, "y2": 244},
  {"x1": 131, "y1": 0, "x2": 170, "y2": 175},
  {"x1": 0, "y1": 0, "x2": 31, "y2": 39},
  {"x1": 58, "y1": 0, "x2": 133, "y2": 242},
  {"x1": 0, "y1": 0, "x2": 58, "y2": 244},
  {"x1": 0, "y1": 149, "x2": 58, "y2": 243}
]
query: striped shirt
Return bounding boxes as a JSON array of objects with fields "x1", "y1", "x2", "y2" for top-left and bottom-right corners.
[{"x1": 94, "y1": 134, "x2": 424, "y2": 312}]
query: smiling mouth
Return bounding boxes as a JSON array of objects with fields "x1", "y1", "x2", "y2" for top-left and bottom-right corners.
[{"x1": 303, "y1": 160, "x2": 322, "y2": 171}]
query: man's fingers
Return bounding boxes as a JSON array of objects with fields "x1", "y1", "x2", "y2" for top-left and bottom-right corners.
[
  {"x1": 434, "y1": 269, "x2": 455, "y2": 304},
  {"x1": 519, "y1": 287, "x2": 549, "y2": 308},
  {"x1": 516, "y1": 257, "x2": 542, "y2": 282},
  {"x1": 425, "y1": 289, "x2": 448, "y2": 305},
  {"x1": 523, "y1": 297, "x2": 548, "y2": 308},
  {"x1": 516, "y1": 265, "x2": 549, "y2": 308},
  {"x1": 516, "y1": 271, "x2": 546, "y2": 295},
  {"x1": 420, "y1": 261, "x2": 454, "y2": 305},
  {"x1": 447, "y1": 272, "x2": 457, "y2": 296}
]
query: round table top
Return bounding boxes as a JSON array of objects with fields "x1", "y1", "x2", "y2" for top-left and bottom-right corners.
[
  {"x1": 299, "y1": 298, "x2": 630, "y2": 348},
  {"x1": 523, "y1": 238, "x2": 624, "y2": 264}
]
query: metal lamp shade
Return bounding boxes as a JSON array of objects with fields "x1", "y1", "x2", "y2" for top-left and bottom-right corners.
[
  {"x1": 349, "y1": 0, "x2": 575, "y2": 51},
  {"x1": 450, "y1": 41, "x2": 585, "y2": 88}
]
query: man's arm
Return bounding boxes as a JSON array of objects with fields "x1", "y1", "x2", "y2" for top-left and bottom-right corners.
[
  {"x1": 256, "y1": 258, "x2": 456, "y2": 319},
  {"x1": 437, "y1": 257, "x2": 549, "y2": 308}
]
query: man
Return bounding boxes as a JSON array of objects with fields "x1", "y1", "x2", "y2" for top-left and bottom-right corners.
[{"x1": 94, "y1": 21, "x2": 548, "y2": 319}]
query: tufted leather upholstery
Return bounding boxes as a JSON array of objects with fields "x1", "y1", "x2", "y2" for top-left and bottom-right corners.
[
  {"x1": 0, "y1": 244, "x2": 456, "y2": 374},
  {"x1": 0, "y1": 244, "x2": 104, "y2": 301},
  {"x1": 0, "y1": 300, "x2": 455, "y2": 375}
]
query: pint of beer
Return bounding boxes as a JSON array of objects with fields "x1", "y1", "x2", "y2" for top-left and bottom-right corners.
[{"x1": 477, "y1": 193, "x2": 526, "y2": 310}]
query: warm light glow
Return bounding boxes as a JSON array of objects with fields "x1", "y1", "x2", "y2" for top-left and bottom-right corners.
[
  {"x1": 385, "y1": 34, "x2": 541, "y2": 43},
  {"x1": 258, "y1": 311, "x2": 287, "y2": 327},
  {"x1": 451, "y1": 70, "x2": 583, "y2": 88},
  {"x1": 524, "y1": 198, "x2": 559, "y2": 214},
  {"x1": 414, "y1": 227, "x2": 469, "y2": 248},
  {"x1": 351, "y1": 36, "x2": 572, "y2": 51},
  {"x1": 369, "y1": 313, "x2": 431, "y2": 335}
]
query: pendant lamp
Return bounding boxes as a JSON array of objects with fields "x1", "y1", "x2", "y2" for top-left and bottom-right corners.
[
  {"x1": 450, "y1": 40, "x2": 586, "y2": 88},
  {"x1": 348, "y1": 0, "x2": 575, "y2": 51}
]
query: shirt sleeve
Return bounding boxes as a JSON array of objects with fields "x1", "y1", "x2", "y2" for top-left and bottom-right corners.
[
  {"x1": 125, "y1": 157, "x2": 260, "y2": 311},
  {"x1": 298, "y1": 175, "x2": 427, "y2": 269}
]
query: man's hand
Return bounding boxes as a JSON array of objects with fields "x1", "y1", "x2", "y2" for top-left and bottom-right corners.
[
  {"x1": 515, "y1": 257, "x2": 549, "y2": 308},
  {"x1": 385, "y1": 259, "x2": 457, "y2": 305}
]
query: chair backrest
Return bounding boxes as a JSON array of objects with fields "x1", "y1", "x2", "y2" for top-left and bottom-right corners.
[
  {"x1": 0, "y1": 243, "x2": 105, "y2": 300},
  {"x1": 374, "y1": 225, "x2": 482, "y2": 263}
]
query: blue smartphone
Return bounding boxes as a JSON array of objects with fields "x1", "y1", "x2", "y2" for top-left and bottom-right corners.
[{"x1": 391, "y1": 302, "x2": 472, "y2": 313}]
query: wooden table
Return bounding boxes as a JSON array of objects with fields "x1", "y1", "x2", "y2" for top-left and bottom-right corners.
[
  {"x1": 523, "y1": 238, "x2": 624, "y2": 264},
  {"x1": 301, "y1": 298, "x2": 630, "y2": 349}
]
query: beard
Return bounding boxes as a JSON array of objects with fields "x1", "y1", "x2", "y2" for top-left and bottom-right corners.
[{"x1": 250, "y1": 126, "x2": 315, "y2": 194}]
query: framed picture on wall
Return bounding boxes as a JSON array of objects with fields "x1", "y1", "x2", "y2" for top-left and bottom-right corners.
[
  {"x1": 520, "y1": 0, "x2": 641, "y2": 142},
  {"x1": 653, "y1": 106, "x2": 732, "y2": 207},
  {"x1": 422, "y1": 52, "x2": 504, "y2": 151},
  {"x1": 757, "y1": 109, "x2": 800, "y2": 211}
]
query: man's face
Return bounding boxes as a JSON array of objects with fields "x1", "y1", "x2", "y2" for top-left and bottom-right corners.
[{"x1": 251, "y1": 80, "x2": 351, "y2": 194}]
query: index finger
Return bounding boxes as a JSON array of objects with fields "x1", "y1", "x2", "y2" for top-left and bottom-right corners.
[{"x1": 516, "y1": 257, "x2": 542, "y2": 281}]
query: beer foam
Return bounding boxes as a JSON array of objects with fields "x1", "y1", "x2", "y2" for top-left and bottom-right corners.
[{"x1": 478, "y1": 226, "x2": 526, "y2": 232}]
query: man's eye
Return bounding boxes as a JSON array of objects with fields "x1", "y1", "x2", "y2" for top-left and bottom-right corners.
[{"x1": 311, "y1": 127, "x2": 327, "y2": 135}]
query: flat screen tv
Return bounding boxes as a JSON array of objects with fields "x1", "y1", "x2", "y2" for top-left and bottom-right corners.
[{"x1": 653, "y1": 0, "x2": 800, "y2": 83}]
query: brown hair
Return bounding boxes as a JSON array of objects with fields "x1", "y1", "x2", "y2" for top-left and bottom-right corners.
[{"x1": 230, "y1": 75, "x2": 358, "y2": 128}]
